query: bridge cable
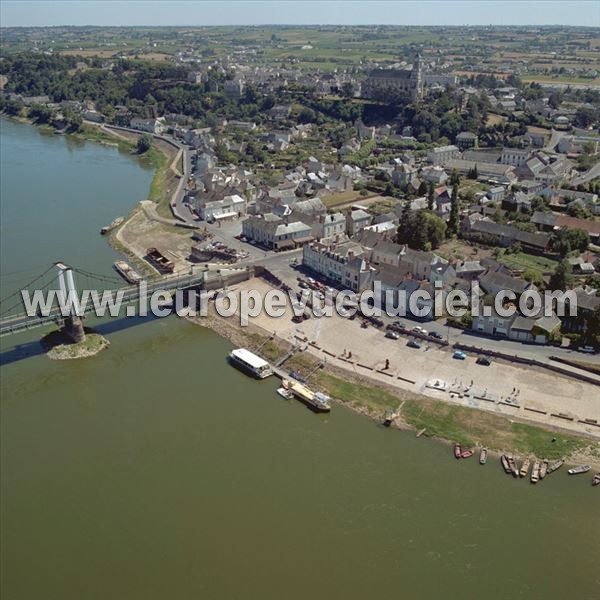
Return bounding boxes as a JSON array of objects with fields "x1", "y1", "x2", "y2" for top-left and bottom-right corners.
[{"x1": 0, "y1": 265, "x2": 56, "y2": 307}]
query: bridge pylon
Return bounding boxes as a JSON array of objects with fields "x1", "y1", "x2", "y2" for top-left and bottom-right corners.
[{"x1": 56, "y1": 262, "x2": 86, "y2": 343}]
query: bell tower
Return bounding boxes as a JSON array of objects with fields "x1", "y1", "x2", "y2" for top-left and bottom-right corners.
[{"x1": 412, "y1": 53, "x2": 424, "y2": 101}]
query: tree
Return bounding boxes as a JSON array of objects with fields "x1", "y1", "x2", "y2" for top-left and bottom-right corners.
[
  {"x1": 447, "y1": 183, "x2": 460, "y2": 237},
  {"x1": 298, "y1": 107, "x2": 316, "y2": 124},
  {"x1": 396, "y1": 208, "x2": 447, "y2": 250},
  {"x1": 550, "y1": 227, "x2": 590, "y2": 257},
  {"x1": 136, "y1": 133, "x2": 153, "y2": 154},
  {"x1": 427, "y1": 182, "x2": 435, "y2": 211},
  {"x1": 584, "y1": 305, "x2": 600, "y2": 348},
  {"x1": 548, "y1": 259, "x2": 572, "y2": 291},
  {"x1": 396, "y1": 198, "x2": 413, "y2": 245},
  {"x1": 340, "y1": 82, "x2": 355, "y2": 98}
]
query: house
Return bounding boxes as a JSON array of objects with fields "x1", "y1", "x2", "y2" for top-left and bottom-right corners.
[
  {"x1": 558, "y1": 289, "x2": 600, "y2": 334},
  {"x1": 479, "y1": 270, "x2": 536, "y2": 297},
  {"x1": 346, "y1": 209, "x2": 372, "y2": 236},
  {"x1": 427, "y1": 145, "x2": 461, "y2": 166},
  {"x1": 463, "y1": 217, "x2": 550, "y2": 253},
  {"x1": 500, "y1": 148, "x2": 530, "y2": 167},
  {"x1": 472, "y1": 306, "x2": 517, "y2": 337},
  {"x1": 392, "y1": 163, "x2": 418, "y2": 187},
  {"x1": 302, "y1": 241, "x2": 374, "y2": 291},
  {"x1": 486, "y1": 186, "x2": 506, "y2": 203},
  {"x1": 456, "y1": 131, "x2": 478, "y2": 149},
  {"x1": 455, "y1": 260, "x2": 487, "y2": 281},
  {"x1": 269, "y1": 104, "x2": 292, "y2": 120},
  {"x1": 82, "y1": 110, "x2": 104, "y2": 123},
  {"x1": 242, "y1": 215, "x2": 313, "y2": 250},
  {"x1": 130, "y1": 117, "x2": 166, "y2": 134},
  {"x1": 355, "y1": 119, "x2": 375, "y2": 140},
  {"x1": 502, "y1": 190, "x2": 532, "y2": 213},
  {"x1": 309, "y1": 212, "x2": 346, "y2": 241},
  {"x1": 195, "y1": 193, "x2": 246, "y2": 222},
  {"x1": 223, "y1": 79, "x2": 244, "y2": 99},
  {"x1": 568, "y1": 256, "x2": 597, "y2": 275},
  {"x1": 375, "y1": 265, "x2": 436, "y2": 320},
  {"x1": 291, "y1": 197, "x2": 327, "y2": 219},
  {"x1": 508, "y1": 314, "x2": 561, "y2": 344},
  {"x1": 421, "y1": 166, "x2": 449, "y2": 185}
]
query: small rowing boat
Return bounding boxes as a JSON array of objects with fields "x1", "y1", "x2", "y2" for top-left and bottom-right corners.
[
  {"x1": 531, "y1": 461, "x2": 540, "y2": 484},
  {"x1": 501, "y1": 454, "x2": 511, "y2": 474},
  {"x1": 454, "y1": 443, "x2": 462, "y2": 459},
  {"x1": 460, "y1": 448, "x2": 475, "y2": 459},
  {"x1": 276, "y1": 386, "x2": 293, "y2": 400},
  {"x1": 519, "y1": 458, "x2": 531, "y2": 479},
  {"x1": 539, "y1": 460, "x2": 548, "y2": 480},
  {"x1": 479, "y1": 447, "x2": 488, "y2": 465},
  {"x1": 592, "y1": 473, "x2": 600, "y2": 486},
  {"x1": 568, "y1": 464, "x2": 591, "y2": 475},
  {"x1": 547, "y1": 458, "x2": 565, "y2": 474},
  {"x1": 508, "y1": 455, "x2": 519, "y2": 477}
]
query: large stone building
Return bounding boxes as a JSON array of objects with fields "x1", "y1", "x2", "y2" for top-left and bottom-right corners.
[{"x1": 363, "y1": 55, "x2": 424, "y2": 101}]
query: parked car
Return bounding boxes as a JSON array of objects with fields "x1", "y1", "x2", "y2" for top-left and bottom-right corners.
[
  {"x1": 412, "y1": 326, "x2": 426, "y2": 334},
  {"x1": 298, "y1": 281, "x2": 309, "y2": 289},
  {"x1": 453, "y1": 350, "x2": 467, "y2": 360},
  {"x1": 407, "y1": 339, "x2": 422, "y2": 349},
  {"x1": 428, "y1": 331, "x2": 444, "y2": 340},
  {"x1": 476, "y1": 356, "x2": 491, "y2": 366},
  {"x1": 578, "y1": 345, "x2": 597, "y2": 354},
  {"x1": 385, "y1": 331, "x2": 400, "y2": 340}
]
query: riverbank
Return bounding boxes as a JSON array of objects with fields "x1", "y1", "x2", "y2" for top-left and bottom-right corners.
[{"x1": 187, "y1": 305, "x2": 600, "y2": 470}]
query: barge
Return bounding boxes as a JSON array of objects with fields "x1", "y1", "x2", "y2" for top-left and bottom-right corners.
[
  {"x1": 146, "y1": 247, "x2": 175, "y2": 273},
  {"x1": 113, "y1": 260, "x2": 142, "y2": 284},
  {"x1": 100, "y1": 216, "x2": 124, "y2": 235},
  {"x1": 284, "y1": 379, "x2": 331, "y2": 413},
  {"x1": 228, "y1": 348, "x2": 273, "y2": 379}
]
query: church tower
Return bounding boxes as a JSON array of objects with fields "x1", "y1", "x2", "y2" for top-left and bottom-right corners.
[{"x1": 412, "y1": 53, "x2": 424, "y2": 101}]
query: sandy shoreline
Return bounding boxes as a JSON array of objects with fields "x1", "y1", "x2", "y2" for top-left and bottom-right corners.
[{"x1": 184, "y1": 300, "x2": 600, "y2": 471}]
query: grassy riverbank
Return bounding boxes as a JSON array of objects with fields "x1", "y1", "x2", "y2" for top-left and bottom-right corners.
[{"x1": 197, "y1": 311, "x2": 599, "y2": 464}]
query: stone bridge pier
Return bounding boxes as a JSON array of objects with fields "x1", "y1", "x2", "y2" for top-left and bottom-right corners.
[{"x1": 56, "y1": 263, "x2": 86, "y2": 344}]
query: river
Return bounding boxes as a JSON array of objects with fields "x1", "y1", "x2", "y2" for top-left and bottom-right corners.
[{"x1": 1, "y1": 119, "x2": 599, "y2": 600}]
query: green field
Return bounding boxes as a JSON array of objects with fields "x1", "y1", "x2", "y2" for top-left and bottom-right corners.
[{"x1": 499, "y1": 252, "x2": 559, "y2": 275}]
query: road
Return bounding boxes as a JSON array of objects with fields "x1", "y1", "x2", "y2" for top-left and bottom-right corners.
[{"x1": 89, "y1": 124, "x2": 600, "y2": 366}]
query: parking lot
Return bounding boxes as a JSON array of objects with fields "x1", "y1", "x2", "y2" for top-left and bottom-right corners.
[{"x1": 226, "y1": 277, "x2": 600, "y2": 438}]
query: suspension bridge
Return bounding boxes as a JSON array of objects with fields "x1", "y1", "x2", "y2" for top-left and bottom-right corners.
[{"x1": 0, "y1": 262, "x2": 252, "y2": 340}]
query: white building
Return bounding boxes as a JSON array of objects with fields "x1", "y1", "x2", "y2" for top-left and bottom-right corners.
[{"x1": 427, "y1": 145, "x2": 461, "y2": 166}]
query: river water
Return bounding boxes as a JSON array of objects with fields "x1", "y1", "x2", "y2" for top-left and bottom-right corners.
[{"x1": 1, "y1": 119, "x2": 599, "y2": 600}]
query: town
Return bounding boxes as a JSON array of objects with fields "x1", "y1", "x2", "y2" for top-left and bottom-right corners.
[{"x1": 1, "y1": 24, "x2": 600, "y2": 435}]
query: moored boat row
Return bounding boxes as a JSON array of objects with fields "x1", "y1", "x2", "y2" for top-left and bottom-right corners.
[{"x1": 226, "y1": 349, "x2": 331, "y2": 413}]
